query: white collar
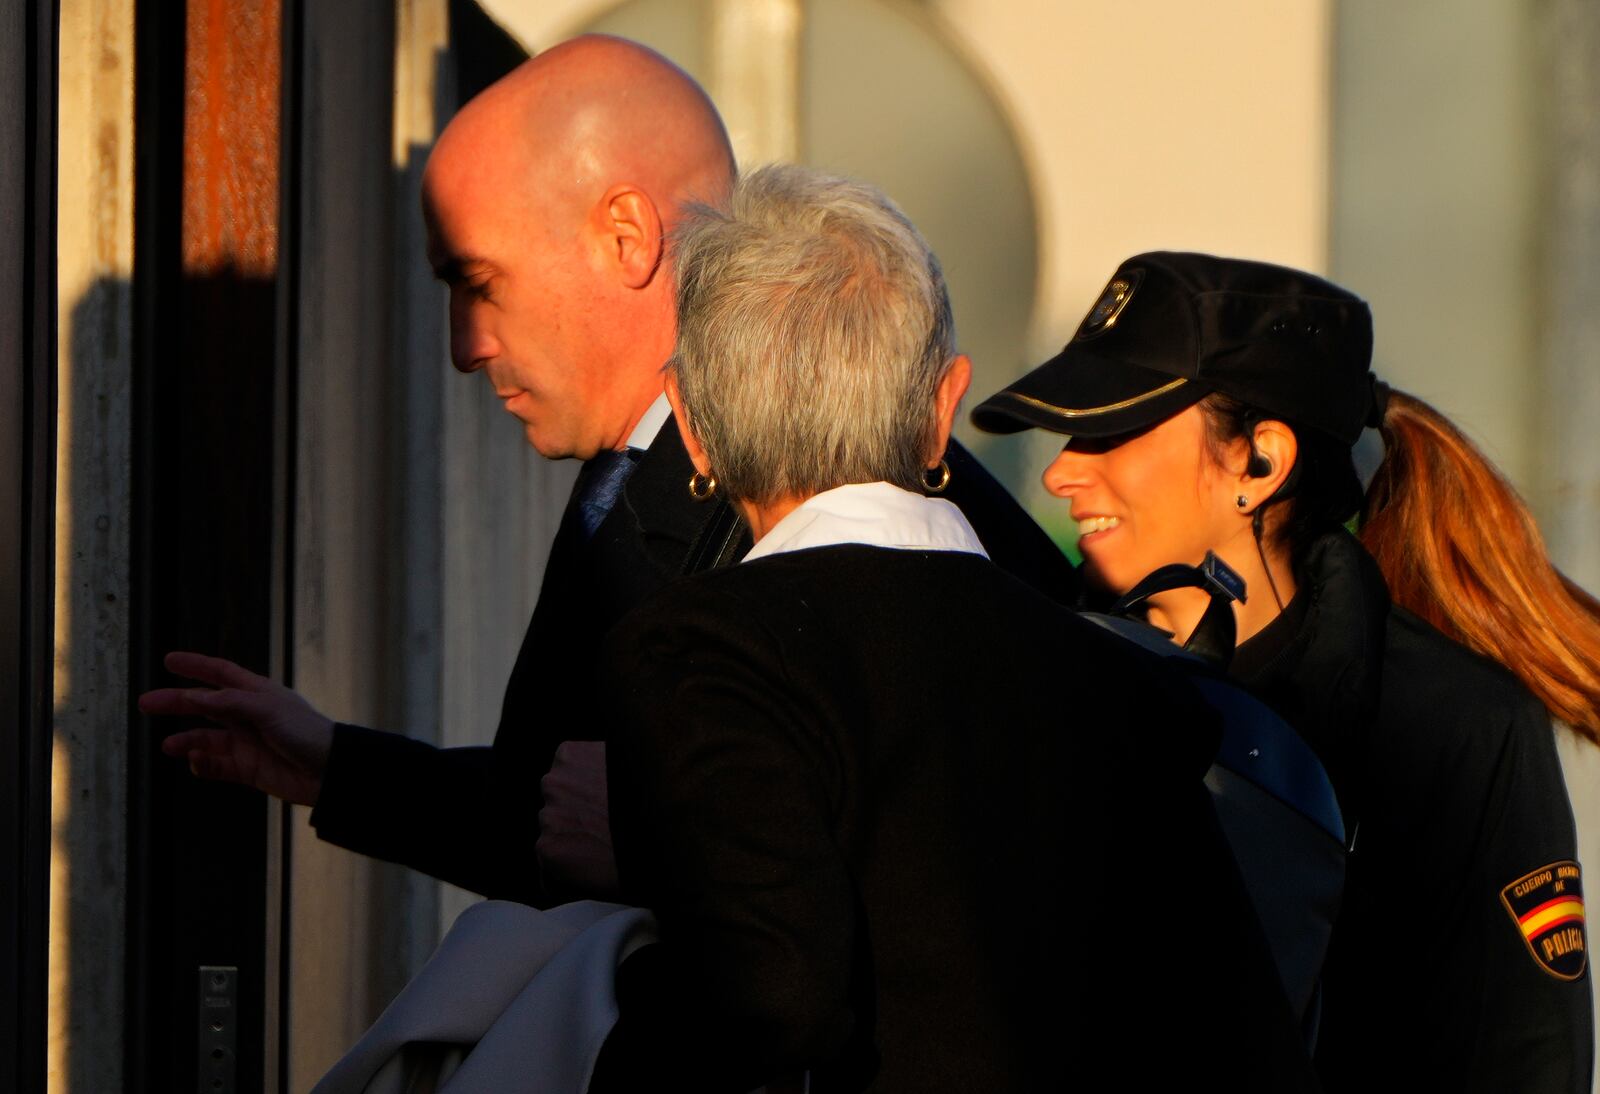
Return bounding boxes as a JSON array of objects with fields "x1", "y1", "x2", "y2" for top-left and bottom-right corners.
[
  {"x1": 742, "y1": 481, "x2": 990, "y2": 563},
  {"x1": 627, "y1": 393, "x2": 673, "y2": 451}
]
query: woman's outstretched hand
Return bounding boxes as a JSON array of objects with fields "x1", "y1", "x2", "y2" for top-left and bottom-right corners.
[{"x1": 139, "y1": 651, "x2": 334, "y2": 807}]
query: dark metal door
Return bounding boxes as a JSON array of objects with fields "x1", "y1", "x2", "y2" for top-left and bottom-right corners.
[
  {"x1": 127, "y1": 1, "x2": 294, "y2": 1089},
  {"x1": 0, "y1": 0, "x2": 59, "y2": 1091}
]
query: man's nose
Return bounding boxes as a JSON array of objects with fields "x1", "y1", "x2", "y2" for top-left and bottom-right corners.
[
  {"x1": 448, "y1": 297, "x2": 496, "y2": 374},
  {"x1": 1042, "y1": 447, "x2": 1092, "y2": 498}
]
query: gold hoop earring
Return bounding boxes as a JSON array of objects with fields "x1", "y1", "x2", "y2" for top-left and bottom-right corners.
[
  {"x1": 688, "y1": 471, "x2": 718, "y2": 501},
  {"x1": 922, "y1": 459, "x2": 951, "y2": 494}
]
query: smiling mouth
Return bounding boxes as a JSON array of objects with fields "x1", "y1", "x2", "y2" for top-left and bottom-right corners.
[{"x1": 1077, "y1": 515, "x2": 1122, "y2": 537}]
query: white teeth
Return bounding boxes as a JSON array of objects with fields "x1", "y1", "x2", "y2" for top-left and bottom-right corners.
[{"x1": 1077, "y1": 516, "x2": 1121, "y2": 536}]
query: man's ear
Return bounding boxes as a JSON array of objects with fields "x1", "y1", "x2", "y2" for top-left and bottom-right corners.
[
  {"x1": 664, "y1": 370, "x2": 713, "y2": 476},
  {"x1": 927, "y1": 354, "x2": 973, "y2": 464},
  {"x1": 594, "y1": 184, "x2": 664, "y2": 289}
]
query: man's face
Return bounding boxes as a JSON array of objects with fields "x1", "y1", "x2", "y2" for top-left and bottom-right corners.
[{"x1": 422, "y1": 160, "x2": 617, "y2": 460}]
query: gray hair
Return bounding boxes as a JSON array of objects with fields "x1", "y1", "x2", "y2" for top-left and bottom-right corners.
[{"x1": 667, "y1": 163, "x2": 957, "y2": 505}]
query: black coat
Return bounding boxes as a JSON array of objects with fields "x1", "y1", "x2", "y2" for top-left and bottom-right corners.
[
  {"x1": 308, "y1": 425, "x2": 1078, "y2": 904},
  {"x1": 591, "y1": 545, "x2": 1316, "y2": 1093},
  {"x1": 1233, "y1": 531, "x2": 1593, "y2": 1093}
]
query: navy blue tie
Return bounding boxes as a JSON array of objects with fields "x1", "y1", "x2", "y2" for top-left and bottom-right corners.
[{"x1": 576, "y1": 448, "x2": 641, "y2": 539}]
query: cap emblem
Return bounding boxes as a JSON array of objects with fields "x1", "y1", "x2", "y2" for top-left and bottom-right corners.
[
  {"x1": 1501, "y1": 861, "x2": 1587, "y2": 980},
  {"x1": 1076, "y1": 269, "x2": 1143, "y2": 340}
]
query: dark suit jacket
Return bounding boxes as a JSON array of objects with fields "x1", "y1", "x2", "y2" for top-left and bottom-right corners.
[
  {"x1": 590, "y1": 546, "x2": 1315, "y2": 1093},
  {"x1": 309, "y1": 424, "x2": 1078, "y2": 904}
]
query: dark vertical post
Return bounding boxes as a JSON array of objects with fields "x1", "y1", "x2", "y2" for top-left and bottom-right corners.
[
  {"x1": 0, "y1": 0, "x2": 58, "y2": 1090},
  {"x1": 127, "y1": 7, "x2": 185, "y2": 1086},
  {"x1": 130, "y1": 0, "x2": 287, "y2": 1089},
  {"x1": 269, "y1": 1, "x2": 303, "y2": 1087}
]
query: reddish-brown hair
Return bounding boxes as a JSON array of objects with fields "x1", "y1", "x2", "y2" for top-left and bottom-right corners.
[{"x1": 1361, "y1": 389, "x2": 1600, "y2": 743}]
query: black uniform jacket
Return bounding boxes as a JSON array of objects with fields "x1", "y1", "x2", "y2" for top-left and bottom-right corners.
[
  {"x1": 1232, "y1": 530, "x2": 1593, "y2": 1093},
  {"x1": 590, "y1": 545, "x2": 1317, "y2": 1093},
  {"x1": 308, "y1": 425, "x2": 1079, "y2": 904}
]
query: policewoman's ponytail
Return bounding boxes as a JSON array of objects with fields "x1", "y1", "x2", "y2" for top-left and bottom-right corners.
[{"x1": 1360, "y1": 388, "x2": 1600, "y2": 743}]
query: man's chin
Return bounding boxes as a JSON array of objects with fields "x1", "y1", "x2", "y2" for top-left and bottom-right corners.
[{"x1": 522, "y1": 422, "x2": 594, "y2": 462}]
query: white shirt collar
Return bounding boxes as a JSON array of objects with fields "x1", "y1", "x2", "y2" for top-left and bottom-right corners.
[
  {"x1": 626, "y1": 393, "x2": 673, "y2": 451},
  {"x1": 742, "y1": 481, "x2": 990, "y2": 563}
]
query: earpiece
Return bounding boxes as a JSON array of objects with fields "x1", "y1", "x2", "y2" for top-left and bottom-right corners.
[{"x1": 1246, "y1": 447, "x2": 1272, "y2": 479}]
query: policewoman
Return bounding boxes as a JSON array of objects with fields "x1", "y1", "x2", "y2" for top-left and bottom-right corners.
[{"x1": 973, "y1": 252, "x2": 1593, "y2": 1092}]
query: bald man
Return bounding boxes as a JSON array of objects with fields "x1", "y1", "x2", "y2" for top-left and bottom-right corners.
[
  {"x1": 141, "y1": 35, "x2": 1077, "y2": 906},
  {"x1": 423, "y1": 36, "x2": 734, "y2": 461}
]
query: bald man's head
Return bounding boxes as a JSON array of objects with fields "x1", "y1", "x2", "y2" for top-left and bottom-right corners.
[
  {"x1": 422, "y1": 36, "x2": 735, "y2": 460},
  {"x1": 433, "y1": 36, "x2": 735, "y2": 231}
]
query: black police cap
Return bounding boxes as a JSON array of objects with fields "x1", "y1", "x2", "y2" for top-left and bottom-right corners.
[{"x1": 971, "y1": 251, "x2": 1377, "y2": 445}]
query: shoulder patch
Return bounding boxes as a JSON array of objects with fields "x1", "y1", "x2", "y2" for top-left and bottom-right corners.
[{"x1": 1501, "y1": 861, "x2": 1587, "y2": 980}]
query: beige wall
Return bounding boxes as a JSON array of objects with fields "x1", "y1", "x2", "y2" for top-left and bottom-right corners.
[
  {"x1": 1331, "y1": 0, "x2": 1539, "y2": 496},
  {"x1": 931, "y1": 0, "x2": 1331, "y2": 356},
  {"x1": 1536, "y1": 0, "x2": 1600, "y2": 594},
  {"x1": 51, "y1": 1, "x2": 135, "y2": 1090},
  {"x1": 1330, "y1": 0, "x2": 1600, "y2": 596}
]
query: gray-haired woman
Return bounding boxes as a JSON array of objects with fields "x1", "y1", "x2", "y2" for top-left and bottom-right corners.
[{"x1": 585, "y1": 165, "x2": 1316, "y2": 1093}]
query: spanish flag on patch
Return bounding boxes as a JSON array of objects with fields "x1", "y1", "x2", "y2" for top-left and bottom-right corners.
[{"x1": 1501, "y1": 860, "x2": 1587, "y2": 980}]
